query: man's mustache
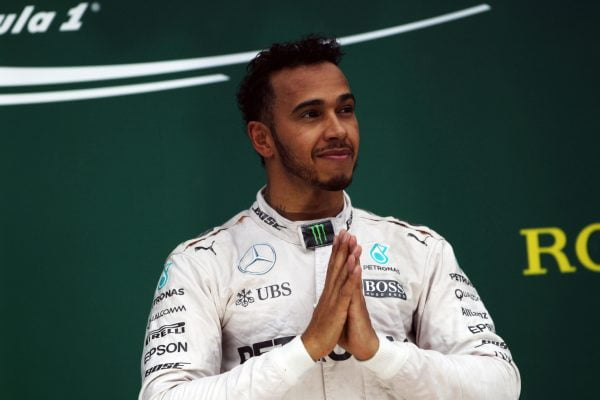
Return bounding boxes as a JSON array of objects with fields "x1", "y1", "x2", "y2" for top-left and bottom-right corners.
[{"x1": 313, "y1": 141, "x2": 355, "y2": 157}]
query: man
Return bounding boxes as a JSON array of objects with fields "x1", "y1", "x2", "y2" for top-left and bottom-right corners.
[{"x1": 139, "y1": 36, "x2": 521, "y2": 399}]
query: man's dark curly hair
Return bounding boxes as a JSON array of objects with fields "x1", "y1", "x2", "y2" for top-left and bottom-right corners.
[{"x1": 236, "y1": 35, "x2": 343, "y2": 127}]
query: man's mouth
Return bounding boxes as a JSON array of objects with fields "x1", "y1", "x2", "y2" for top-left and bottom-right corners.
[{"x1": 315, "y1": 148, "x2": 354, "y2": 160}]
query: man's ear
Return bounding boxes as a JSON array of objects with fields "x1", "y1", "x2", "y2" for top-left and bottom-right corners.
[{"x1": 247, "y1": 121, "x2": 275, "y2": 159}]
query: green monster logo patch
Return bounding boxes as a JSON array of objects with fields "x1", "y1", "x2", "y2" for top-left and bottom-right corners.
[
  {"x1": 311, "y1": 224, "x2": 327, "y2": 246},
  {"x1": 301, "y1": 221, "x2": 335, "y2": 249}
]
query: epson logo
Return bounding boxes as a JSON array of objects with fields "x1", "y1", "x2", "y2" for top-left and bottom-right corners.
[
  {"x1": 144, "y1": 362, "x2": 190, "y2": 377},
  {"x1": 363, "y1": 279, "x2": 406, "y2": 300},
  {"x1": 145, "y1": 322, "x2": 186, "y2": 345},
  {"x1": 0, "y1": 3, "x2": 97, "y2": 36},
  {"x1": 144, "y1": 342, "x2": 188, "y2": 364},
  {"x1": 468, "y1": 323, "x2": 495, "y2": 334},
  {"x1": 152, "y1": 288, "x2": 185, "y2": 306}
]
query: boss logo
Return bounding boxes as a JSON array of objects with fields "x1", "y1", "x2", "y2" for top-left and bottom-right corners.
[{"x1": 363, "y1": 279, "x2": 407, "y2": 300}]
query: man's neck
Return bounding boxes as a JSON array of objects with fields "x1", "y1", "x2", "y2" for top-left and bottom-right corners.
[{"x1": 263, "y1": 183, "x2": 345, "y2": 222}]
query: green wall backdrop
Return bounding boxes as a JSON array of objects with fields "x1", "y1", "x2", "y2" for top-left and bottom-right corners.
[{"x1": 1, "y1": 1, "x2": 598, "y2": 398}]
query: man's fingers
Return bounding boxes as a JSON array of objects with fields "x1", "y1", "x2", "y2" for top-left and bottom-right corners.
[
  {"x1": 324, "y1": 231, "x2": 363, "y2": 300},
  {"x1": 354, "y1": 245, "x2": 362, "y2": 280},
  {"x1": 329, "y1": 230, "x2": 351, "y2": 281},
  {"x1": 353, "y1": 262, "x2": 363, "y2": 292},
  {"x1": 340, "y1": 253, "x2": 359, "y2": 296},
  {"x1": 349, "y1": 244, "x2": 361, "y2": 267}
]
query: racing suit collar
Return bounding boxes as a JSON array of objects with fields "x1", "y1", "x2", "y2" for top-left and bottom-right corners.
[{"x1": 249, "y1": 187, "x2": 354, "y2": 249}]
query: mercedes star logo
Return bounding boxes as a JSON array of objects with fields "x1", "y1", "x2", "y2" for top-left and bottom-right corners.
[{"x1": 238, "y1": 244, "x2": 276, "y2": 275}]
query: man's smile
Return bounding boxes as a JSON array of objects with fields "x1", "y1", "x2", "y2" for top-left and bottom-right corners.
[{"x1": 314, "y1": 146, "x2": 354, "y2": 161}]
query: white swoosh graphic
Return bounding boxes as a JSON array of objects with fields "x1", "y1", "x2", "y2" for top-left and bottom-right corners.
[
  {"x1": 0, "y1": 75, "x2": 229, "y2": 106},
  {"x1": 0, "y1": 4, "x2": 490, "y2": 87},
  {"x1": 0, "y1": 4, "x2": 490, "y2": 106}
]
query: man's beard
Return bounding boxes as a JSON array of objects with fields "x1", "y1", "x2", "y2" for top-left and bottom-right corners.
[{"x1": 270, "y1": 127, "x2": 356, "y2": 191}]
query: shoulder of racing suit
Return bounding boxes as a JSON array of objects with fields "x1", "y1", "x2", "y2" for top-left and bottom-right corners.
[
  {"x1": 353, "y1": 207, "x2": 445, "y2": 245},
  {"x1": 173, "y1": 209, "x2": 251, "y2": 255}
]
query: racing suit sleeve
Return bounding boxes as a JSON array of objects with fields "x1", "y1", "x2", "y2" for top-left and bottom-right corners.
[
  {"x1": 138, "y1": 252, "x2": 316, "y2": 400},
  {"x1": 358, "y1": 239, "x2": 521, "y2": 399}
]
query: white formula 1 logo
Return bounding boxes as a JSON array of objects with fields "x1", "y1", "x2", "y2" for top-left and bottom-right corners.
[{"x1": 0, "y1": 3, "x2": 97, "y2": 36}]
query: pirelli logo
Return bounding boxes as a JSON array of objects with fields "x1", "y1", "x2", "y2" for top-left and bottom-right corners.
[{"x1": 145, "y1": 322, "x2": 186, "y2": 345}]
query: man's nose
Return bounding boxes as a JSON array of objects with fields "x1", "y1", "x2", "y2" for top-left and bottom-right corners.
[{"x1": 323, "y1": 111, "x2": 347, "y2": 140}]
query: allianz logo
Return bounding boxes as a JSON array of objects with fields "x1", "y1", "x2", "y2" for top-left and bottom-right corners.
[{"x1": 0, "y1": 2, "x2": 97, "y2": 36}]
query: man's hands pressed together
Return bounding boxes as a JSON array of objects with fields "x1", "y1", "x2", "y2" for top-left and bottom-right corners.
[{"x1": 301, "y1": 230, "x2": 379, "y2": 362}]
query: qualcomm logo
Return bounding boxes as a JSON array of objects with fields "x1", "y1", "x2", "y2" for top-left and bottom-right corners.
[
  {"x1": 238, "y1": 244, "x2": 276, "y2": 275},
  {"x1": 370, "y1": 243, "x2": 389, "y2": 264},
  {"x1": 0, "y1": 4, "x2": 491, "y2": 106}
]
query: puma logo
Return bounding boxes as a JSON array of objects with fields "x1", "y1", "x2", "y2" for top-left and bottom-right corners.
[
  {"x1": 407, "y1": 233, "x2": 428, "y2": 246},
  {"x1": 195, "y1": 240, "x2": 216, "y2": 255}
]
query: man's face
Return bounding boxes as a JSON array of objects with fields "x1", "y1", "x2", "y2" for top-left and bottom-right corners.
[{"x1": 267, "y1": 62, "x2": 359, "y2": 191}]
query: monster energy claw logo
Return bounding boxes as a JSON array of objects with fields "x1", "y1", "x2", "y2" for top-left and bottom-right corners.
[
  {"x1": 311, "y1": 224, "x2": 327, "y2": 246},
  {"x1": 301, "y1": 220, "x2": 334, "y2": 249}
]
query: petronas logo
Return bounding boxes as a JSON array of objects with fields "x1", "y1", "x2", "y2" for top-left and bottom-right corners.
[{"x1": 311, "y1": 224, "x2": 326, "y2": 246}]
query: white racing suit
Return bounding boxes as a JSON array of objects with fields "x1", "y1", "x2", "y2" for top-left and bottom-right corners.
[{"x1": 139, "y1": 190, "x2": 521, "y2": 399}]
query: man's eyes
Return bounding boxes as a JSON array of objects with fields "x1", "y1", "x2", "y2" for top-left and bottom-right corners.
[
  {"x1": 299, "y1": 106, "x2": 354, "y2": 119},
  {"x1": 300, "y1": 110, "x2": 321, "y2": 118},
  {"x1": 338, "y1": 105, "x2": 355, "y2": 114}
]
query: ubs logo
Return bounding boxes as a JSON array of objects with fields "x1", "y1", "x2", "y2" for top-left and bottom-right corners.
[
  {"x1": 238, "y1": 244, "x2": 276, "y2": 275},
  {"x1": 235, "y1": 282, "x2": 292, "y2": 307}
]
